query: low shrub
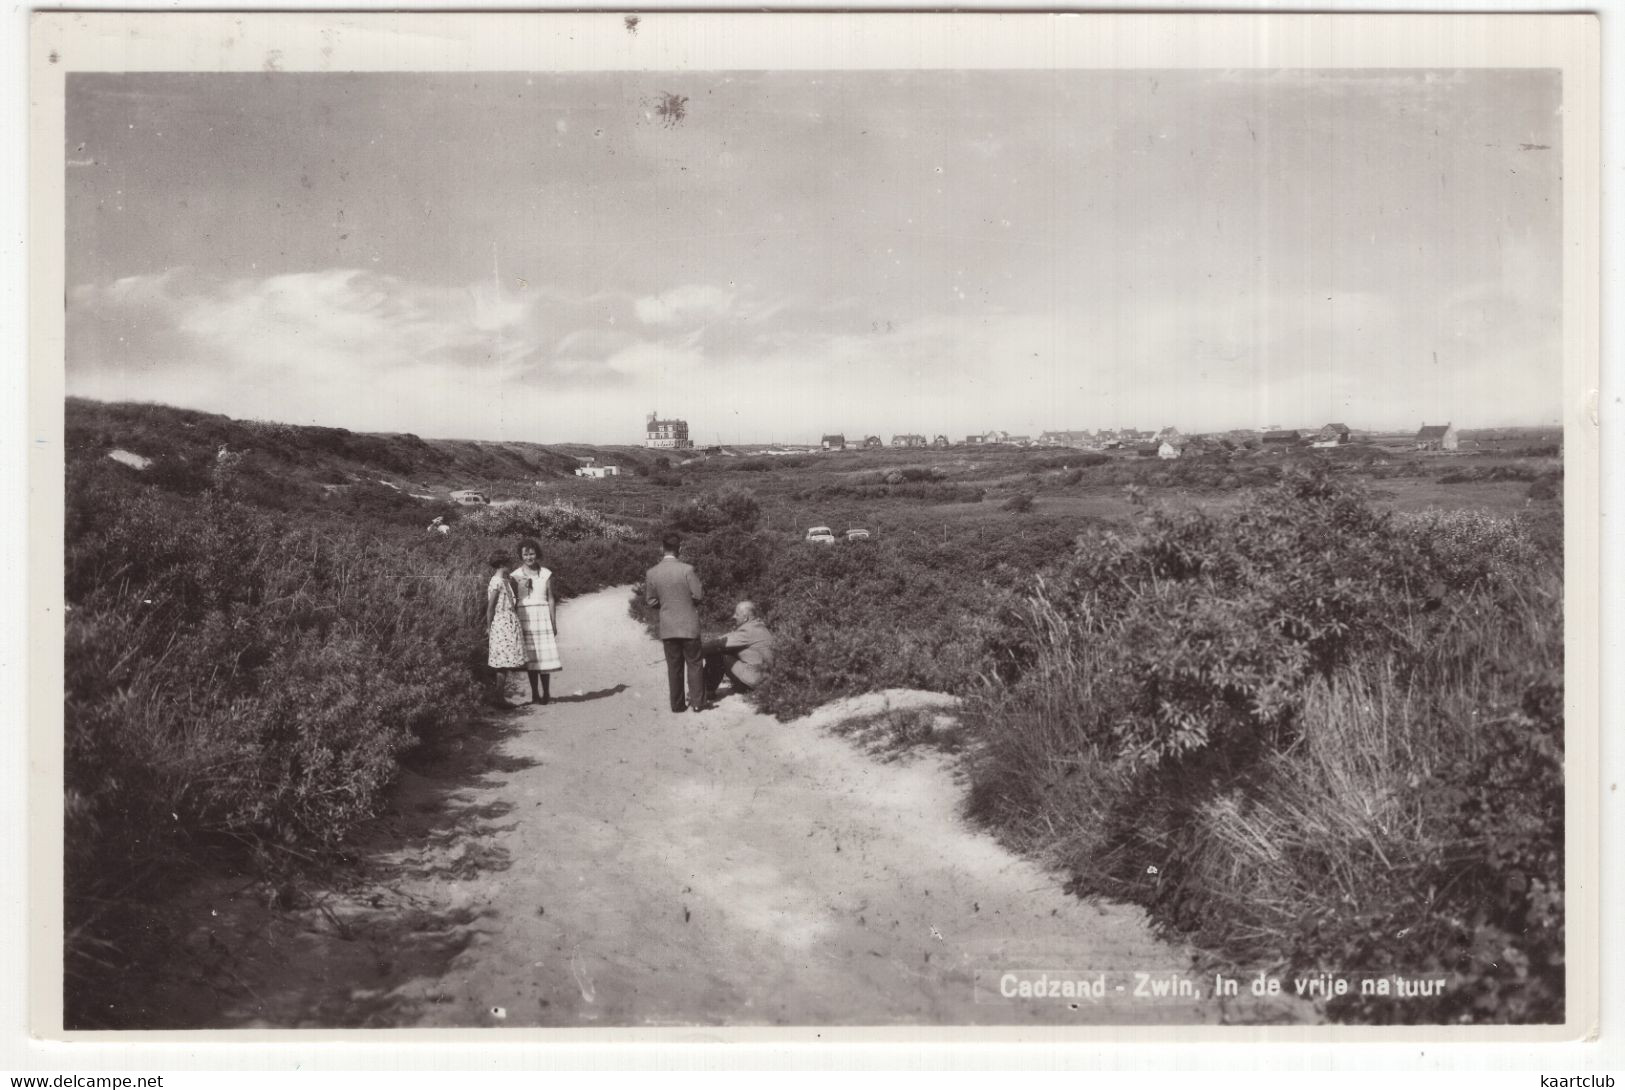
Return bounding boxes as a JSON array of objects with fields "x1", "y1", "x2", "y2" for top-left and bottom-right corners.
[
  {"x1": 1043, "y1": 455, "x2": 1288, "y2": 493},
  {"x1": 1527, "y1": 473, "x2": 1561, "y2": 502},
  {"x1": 330, "y1": 479, "x2": 444, "y2": 527},
  {"x1": 1437, "y1": 464, "x2": 1541, "y2": 485},
  {"x1": 748, "y1": 542, "x2": 1016, "y2": 718},
  {"x1": 1016, "y1": 451, "x2": 1110, "y2": 472},
  {"x1": 723, "y1": 454, "x2": 813, "y2": 472},
  {"x1": 962, "y1": 469, "x2": 1563, "y2": 1023},
  {"x1": 1514, "y1": 443, "x2": 1561, "y2": 458},
  {"x1": 795, "y1": 481, "x2": 986, "y2": 504},
  {"x1": 871, "y1": 466, "x2": 946, "y2": 485},
  {"x1": 145, "y1": 454, "x2": 213, "y2": 495},
  {"x1": 65, "y1": 490, "x2": 482, "y2": 863},
  {"x1": 663, "y1": 485, "x2": 763, "y2": 535},
  {"x1": 674, "y1": 518, "x2": 1077, "y2": 720},
  {"x1": 457, "y1": 498, "x2": 639, "y2": 542},
  {"x1": 1396, "y1": 507, "x2": 1539, "y2": 591},
  {"x1": 62, "y1": 462, "x2": 650, "y2": 1026}
]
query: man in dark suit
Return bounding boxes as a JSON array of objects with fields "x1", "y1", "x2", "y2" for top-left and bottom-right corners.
[{"x1": 645, "y1": 532, "x2": 706, "y2": 712}]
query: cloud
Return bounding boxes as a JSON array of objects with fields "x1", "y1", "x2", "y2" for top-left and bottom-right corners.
[
  {"x1": 67, "y1": 268, "x2": 558, "y2": 434},
  {"x1": 67, "y1": 267, "x2": 759, "y2": 437},
  {"x1": 554, "y1": 327, "x2": 637, "y2": 358},
  {"x1": 74, "y1": 268, "x2": 537, "y2": 373},
  {"x1": 65, "y1": 262, "x2": 1561, "y2": 444},
  {"x1": 633, "y1": 283, "x2": 734, "y2": 326}
]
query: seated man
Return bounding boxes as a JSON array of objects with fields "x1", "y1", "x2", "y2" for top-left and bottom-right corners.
[{"x1": 702, "y1": 601, "x2": 776, "y2": 698}]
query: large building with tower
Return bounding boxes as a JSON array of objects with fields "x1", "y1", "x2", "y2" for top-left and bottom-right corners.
[{"x1": 645, "y1": 412, "x2": 693, "y2": 450}]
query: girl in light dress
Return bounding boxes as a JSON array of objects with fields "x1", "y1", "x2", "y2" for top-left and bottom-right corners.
[
  {"x1": 485, "y1": 553, "x2": 526, "y2": 707},
  {"x1": 511, "y1": 538, "x2": 562, "y2": 705}
]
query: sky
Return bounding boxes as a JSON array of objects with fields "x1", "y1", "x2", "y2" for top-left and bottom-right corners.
[{"x1": 64, "y1": 69, "x2": 1564, "y2": 445}]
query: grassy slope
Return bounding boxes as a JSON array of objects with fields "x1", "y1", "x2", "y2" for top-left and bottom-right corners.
[{"x1": 66, "y1": 397, "x2": 658, "y2": 497}]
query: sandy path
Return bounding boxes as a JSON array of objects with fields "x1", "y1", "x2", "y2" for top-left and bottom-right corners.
[{"x1": 157, "y1": 585, "x2": 1236, "y2": 1029}]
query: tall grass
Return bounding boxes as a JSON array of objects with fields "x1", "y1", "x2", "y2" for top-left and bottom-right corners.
[{"x1": 962, "y1": 471, "x2": 1563, "y2": 1023}]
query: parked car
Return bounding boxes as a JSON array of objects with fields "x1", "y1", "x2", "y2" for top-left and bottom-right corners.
[
  {"x1": 845, "y1": 528, "x2": 871, "y2": 542},
  {"x1": 805, "y1": 526, "x2": 836, "y2": 546}
]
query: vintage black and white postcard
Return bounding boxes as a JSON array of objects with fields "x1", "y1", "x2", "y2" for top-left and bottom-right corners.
[{"x1": 25, "y1": 12, "x2": 1601, "y2": 1051}]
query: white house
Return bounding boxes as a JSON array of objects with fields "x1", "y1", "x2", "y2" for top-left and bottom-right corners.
[
  {"x1": 1313, "y1": 423, "x2": 1353, "y2": 447},
  {"x1": 1415, "y1": 423, "x2": 1459, "y2": 451}
]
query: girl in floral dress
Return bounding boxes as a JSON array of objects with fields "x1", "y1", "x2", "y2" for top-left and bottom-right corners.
[{"x1": 485, "y1": 553, "x2": 526, "y2": 706}]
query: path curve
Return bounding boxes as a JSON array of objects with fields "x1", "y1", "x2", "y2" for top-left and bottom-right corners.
[{"x1": 160, "y1": 585, "x2": 1230, "y2": 1028}]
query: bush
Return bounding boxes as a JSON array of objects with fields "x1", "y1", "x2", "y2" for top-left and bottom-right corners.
[
  {"x1": 674, "y1": 520, "x2": 1077, "y2": 720},
  {"x1": 1021, "y1": 451, "x2": 1109, "y2": 472},
  {"x1": 457, "y1": 498, "x2": 638, "y2": 542},
  {"x1": 65, "y1": 491, "x2": 481, "y2": 858},
  {"x1": 747, "y1": 542, "x2": 1017, "y2": 718},
  {"x1": 730, "y1": 454, "x2": 812, "y2": 471},
  {"x1": 663, "y1": 485, "x2": 762, "y2": 535},
  {"x1": 1527, "y1": 473, "x2": 1560, "y2": 502},
  {"x1": 1397, "y1": 508, "x2": 1539, "y2": 591},
  {"x1": 796, "y1": 481, "x2": 986, "y2": 504},
  {"x1": 146, "y1": 454, "x2": 212, "y2": 495},
  {"x1": 1002, "y1": 490, "x2": 1035, "y2": 513},
  {"x1": 1438, "y1": 465, "x2": 1539, "y2": 485},
  {"x1": 61, "y1": 466, "x2": 654, "y2": 1025},
  {"x1": 873, "y1": 466, "x2": 945, "y2": 485},
  {"x1": 681, "y1": 530, "x2": 779, "y2": 623},
  {"x1": 962, "y1": 469, "x2": 1564, "y2": 1023},
  {"x1": 331, "y1": 480, "x2": 441, "y2": 527}
]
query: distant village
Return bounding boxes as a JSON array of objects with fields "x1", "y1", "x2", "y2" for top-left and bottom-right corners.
[
  {"x1": 569, "y1": 414, "x2": 1466, "y2": 477},
  {"x1": 655, "y1": 413, "x2": 1457, "y2": 454}
]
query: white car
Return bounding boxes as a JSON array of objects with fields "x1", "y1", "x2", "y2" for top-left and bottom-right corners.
[{"x1": 805, "y1": 526, "x2": 836, "y2": 545}]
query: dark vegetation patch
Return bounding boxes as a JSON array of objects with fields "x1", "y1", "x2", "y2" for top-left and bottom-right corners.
[
  {"x1": 822, "y1": 706, "x2": 966, "y2": 760},
  {"x1": 795, "y1": 480, "x2": 987, "y2": 504},
  {"x1": 1437, "y1": 464, "x2": 1547, "y2": 485}
]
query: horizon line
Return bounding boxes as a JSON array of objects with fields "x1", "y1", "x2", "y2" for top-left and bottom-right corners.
[{"x1": 62, "y1": 395, "x2": 1564, "y2": 450}]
